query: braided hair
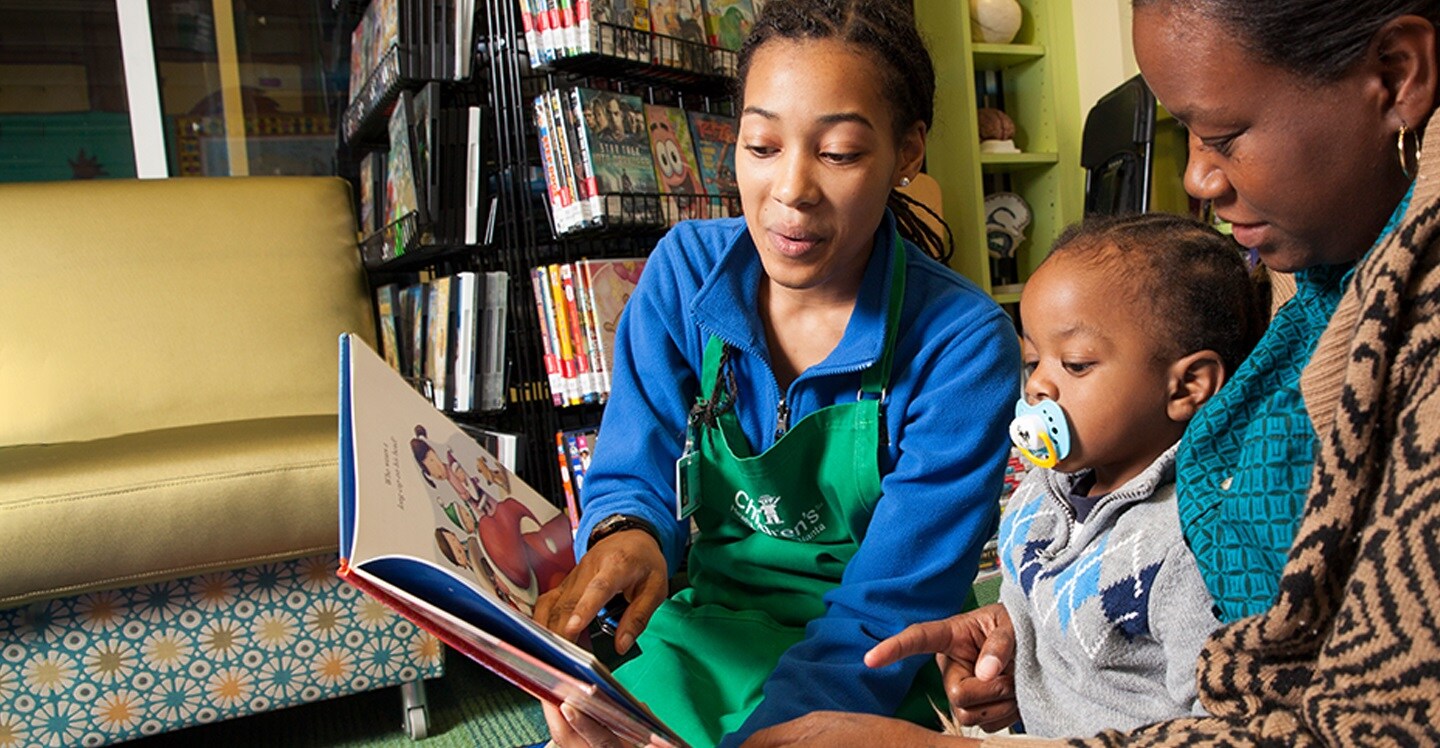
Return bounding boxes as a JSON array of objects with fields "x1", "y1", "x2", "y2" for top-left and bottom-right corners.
[{"x1": 735, "y1": 0, "x2": 954, "y2": 264}]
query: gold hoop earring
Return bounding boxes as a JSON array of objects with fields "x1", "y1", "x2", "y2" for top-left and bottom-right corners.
[{"x1": 1398, "y1": 122, "x2": 1422, "y2": 180}]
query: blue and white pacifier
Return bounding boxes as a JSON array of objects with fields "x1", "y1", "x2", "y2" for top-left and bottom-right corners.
[{"x1": 1008, "y1": 398, "x2": 1072, "y2": 469}]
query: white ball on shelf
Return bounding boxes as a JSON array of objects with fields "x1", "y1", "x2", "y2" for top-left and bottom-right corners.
[{"x1": 969, "y1": 0, "x2": 1023, "y2": 44}]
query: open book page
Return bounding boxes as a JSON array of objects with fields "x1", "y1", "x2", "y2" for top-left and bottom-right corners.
[
  {"x1": 341, "y1": 331, "x2": 571, "y2": 615},
  {"x1": 338, "y1": 333, "x2": 684, "y2": 746}
]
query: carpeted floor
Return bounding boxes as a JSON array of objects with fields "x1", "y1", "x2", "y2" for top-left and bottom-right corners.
[{"x1": 129, "y1": 654, "x2": 549, "y2": 748}]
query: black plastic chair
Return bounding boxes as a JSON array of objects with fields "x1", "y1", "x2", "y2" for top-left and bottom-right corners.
[{"x1": 1081, "y1": 75, "x2": 1157, "y2": 216}]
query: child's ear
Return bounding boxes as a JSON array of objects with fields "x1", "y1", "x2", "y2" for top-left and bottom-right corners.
[{"x1": 1166, "y1": 349, "x2": 1226, "y2": 422}]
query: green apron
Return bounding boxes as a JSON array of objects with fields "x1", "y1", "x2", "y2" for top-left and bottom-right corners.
[{"x1": 614, "y1": 237, "x2": 942, "y2": 746}]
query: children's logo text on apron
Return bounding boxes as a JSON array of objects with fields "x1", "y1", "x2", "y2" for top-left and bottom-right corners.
[{"x1": 732, "y1": 490, "x2": 827, "y2": 541}]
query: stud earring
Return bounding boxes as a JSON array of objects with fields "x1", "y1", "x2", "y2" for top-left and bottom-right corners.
[{"x1": 899, "y1": 176, "x2": 912, "y2": 188}]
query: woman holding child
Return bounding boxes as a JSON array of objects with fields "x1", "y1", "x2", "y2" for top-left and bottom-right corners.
[
  {"x1": 532, "y1": 1, "x2": 1020, "y2": 747},
  {"x1": 746, "y1": 0, "x2": 1440, "y2": 745}
]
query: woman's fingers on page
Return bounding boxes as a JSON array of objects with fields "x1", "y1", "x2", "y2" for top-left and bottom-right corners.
[
  {"x1": 534, "y1": 589, "x2": 559, "y2": 631},
  {"x1": 614, "y1": 569, "x2": 669, "y2": 654},
  {"x1": 543, "y1": 700, "x2": 585, "y2": 747},
  {"x1": 536, "y1": 563, "x2": 608, "y2": 640},
  {"x1": 565, "y1": 575, "x2": 626, "y2": 640},
  {"x1": 534, "y1": 576, "x2": 588, "y2": 639},
  {"x1": 560, "y1": 702, "x2": 628, "y2": 748}
]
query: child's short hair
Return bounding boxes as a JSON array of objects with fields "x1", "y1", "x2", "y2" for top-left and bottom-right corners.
[{"x1": 1046, "y1": 213, "x2": 1265, "y2": 374}]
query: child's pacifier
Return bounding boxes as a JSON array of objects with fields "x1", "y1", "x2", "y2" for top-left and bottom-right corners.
[{"x1": 1008, "y1": 398, "x2": 1072, "y2": 469}]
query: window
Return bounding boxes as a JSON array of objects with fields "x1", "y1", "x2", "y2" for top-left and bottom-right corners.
[{"x1": 0, "y1": 0, "x2": 346, "y2": 182}]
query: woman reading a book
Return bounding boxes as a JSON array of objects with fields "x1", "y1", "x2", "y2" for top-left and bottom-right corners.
[
  {"x1": 532, "y1": 1, "x2": 1020, "y2": 746},
  {"x1": 746, "y1": 1, "x2": 1440, "y2": 745}
]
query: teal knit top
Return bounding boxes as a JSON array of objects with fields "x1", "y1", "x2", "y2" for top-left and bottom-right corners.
[{"x1": 1177, "y1": 188, "x2": 1412, "y2": 622}]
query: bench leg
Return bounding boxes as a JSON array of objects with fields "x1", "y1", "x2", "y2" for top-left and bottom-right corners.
[{"x1": 400, "y1": 678, "x2": 430, "y2": 740}]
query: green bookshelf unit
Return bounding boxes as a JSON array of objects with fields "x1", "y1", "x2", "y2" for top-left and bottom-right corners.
[{"x1": 915, "y1": 0, "x2": 1084, "y2": 302}]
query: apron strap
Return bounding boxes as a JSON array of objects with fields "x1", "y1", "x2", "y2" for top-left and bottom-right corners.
[
  {"x1": 859, "y1": 228, "x2": 908, "y2": 398},
  {"x1": 701, "y1": 334, "x2": 726, "y2": 396},
  {"x1": 695, "y1": 334, "x2": 737, "y2": 428}
]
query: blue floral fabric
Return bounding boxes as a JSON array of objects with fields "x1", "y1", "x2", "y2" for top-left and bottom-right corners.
[{"x1": 0, "y1": 554, "x2": 442, "y2": 747}]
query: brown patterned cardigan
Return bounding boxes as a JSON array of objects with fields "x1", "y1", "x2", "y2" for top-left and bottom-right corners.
[{"x1": 987, "y1": 124, "x2": 1440, "y2": 747}]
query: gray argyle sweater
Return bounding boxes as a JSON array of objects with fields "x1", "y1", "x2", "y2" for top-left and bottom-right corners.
[{"x1": 998, "y1": 443, "x2": 1219, "y2": 738}]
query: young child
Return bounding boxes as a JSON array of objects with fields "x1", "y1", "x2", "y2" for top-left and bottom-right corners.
[{"x1": 999, "y1": 212, "x2": 1264, "y2": 737}]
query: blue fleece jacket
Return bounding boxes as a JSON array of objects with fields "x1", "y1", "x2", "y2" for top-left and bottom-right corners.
[{"x1": 575, "y1": 213, "x2": 1020, "y2": 746}]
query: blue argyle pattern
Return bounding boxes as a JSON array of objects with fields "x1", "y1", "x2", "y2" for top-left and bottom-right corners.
[
  {"x1": 1042, "y1": 534, "x2": 1107, "y2": 634},
  {"x1": 1099, "y1": 561, "x2": 1162, "y2": 641},
  {"x1": 999, "y1": 495, "x2": 1044, "y2": 586}
]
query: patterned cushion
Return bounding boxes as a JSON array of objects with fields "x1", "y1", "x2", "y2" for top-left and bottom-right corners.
[{"x1": 0, "y1": 554, "x2": 442, "y2": 747}]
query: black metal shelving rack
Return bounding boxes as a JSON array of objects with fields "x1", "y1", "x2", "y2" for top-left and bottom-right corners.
[{"x1": 344, "y1": 0, "x2": 739, "y2": 508}]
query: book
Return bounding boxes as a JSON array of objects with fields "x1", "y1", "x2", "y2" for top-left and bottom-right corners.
[
  {"x1": 702, "y1": 0, "x2": 753, "y2": 50},
  {"x1": 556, "y1": 0, "x2": 581, "y2": 56},
  {"x1": 555, "y1": 426, "x2": 598, "y2": 534},
  {"x1": 701, "y1": 0, "x2": 753, "y2": 75},
  {"x1": 478, "y1": 270, "x2": 509, "y2": 412},
  {"x1": 386, "y1": 91, "x2": 423, "y2": 237},
  {"x1": 402, "y1": 282, "x2": 429, "y2": 384},
  {"x1": 454, "y1": 0, "x2": 477, "y2": 79},
  {"x1": 547, "y1": 263, "x2": 583, "y2": 405},
  {"x1": 581, "y1": 258, "x2": 647, "y2": 383},
  {"x1": 425, "y1": 0, "x2": 441, "y2": 81},
  {"x1": 631, "y1": 0, "x2": 653, "y2": 64},
  {"x1": 461, "y1": 425, "x2": 523, "y2": 473},
  {"x1": 589, "y1": 0, "x2": 631, "y2": 59},
  {"x1": 412, "y1": 82, "x2": 441, "y2": 228},
  {"x1": 685, "y1": 110, "x2": 739, "y2": 197},
  {"x1": 426, "y1": 274, "x2": 453, "y2": 409},
  {"x1": 531, "y1": 267, "x2": 566, "y2": 407},
  {"x1": 464, "y1": 105, "x2": 484, "y2": 244},
  {"x1": 571, "y1": 256, "x2": 609, "y2": 399},
  {"x1": 562, "y1": 427, "x2": 597, "y2": 500},
  {"x1": 575, "y1": 88, "x2": 659, "y2": 224},
  {"x1": 552, "y1": 89, "x2": 596, "y2": 230},
  {"x1": 536, "y1": 0, "x2": 560, "y2": 64},
  {"x1": 648, "y1": 0, "x2": 708, "y2": 71},
  {"x1": 644, "y1": 104, "x2": 706, "y2": 225},
  {"x1": 566, "y1": 88, "x2": 605, "y2": 224},
  {"x1": 556, "y1": 431, "x2": 579, "y2": 532},
  {"x1": 451, "y1": 271, "x2": 481, "y2": 412},
  {"x1": 349, "y1": 0, "x2": 401, "y2": 103},
  {"x1": 359, "y1": 150, "x2": 383, "y2": 235},
  {"x1": 375, "y1": 283, "x2": 404, "y2": 373},
  {"x1": 559, "y1": 263, "x2": 595, "y2": 399},
  {"x1": 338, "y1": 333, "x2": 685, "y2": 747},
  {"x1": 519, "y1": 0, "x2": 545, "y2": 67},
  {"x1": 534, "y1": 94, "x2": 570, "y2": 234}
]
